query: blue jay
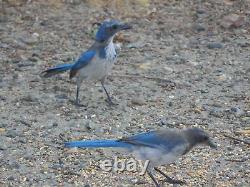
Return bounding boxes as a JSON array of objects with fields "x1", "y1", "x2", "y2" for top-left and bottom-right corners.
[
  {"x1": 42, "y1": 20, "x2": 132, "y2": 105},
  {"x1": 65, "y1": 127, "x2": 216, "y2": 186}
]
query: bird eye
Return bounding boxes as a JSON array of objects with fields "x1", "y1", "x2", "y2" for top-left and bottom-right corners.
[{"x1": 112, "y1": 24, "x2": 118, "y2": 30}]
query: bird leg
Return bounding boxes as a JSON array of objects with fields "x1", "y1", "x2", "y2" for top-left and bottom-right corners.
[
  {"x1": 75, "y1": 84, "x2": 80, "y2": 106},
  {"x1": 101, "y1": 80, "x2": 115, "y2": 105},
  {"x1": 74, "y1": 84, "x2": 85, "y2": 107},
  {"x1": 154, "y1": 167, "x2": 185, "y2": 185},
  {"x1": 147, "y1": 170, "x2": 160, "y2": 187}
]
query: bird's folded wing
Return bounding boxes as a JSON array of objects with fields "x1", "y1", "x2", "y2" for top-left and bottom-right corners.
[
  {"x1": 119, "y1": 130, "x2": 187, "y2": 152},
  {"x1": 69, "y1": 50, "x2": 96, "y2": 78}
]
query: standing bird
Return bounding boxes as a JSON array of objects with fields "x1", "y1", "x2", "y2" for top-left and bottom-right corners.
[
  {"x1": 42, "y1": 20, "x2": 132, "y2": 105},
  {"x1": 65, "y1": 127, "x2": 216, "y2": 186}
]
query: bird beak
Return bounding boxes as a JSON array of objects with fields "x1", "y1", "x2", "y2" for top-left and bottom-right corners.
[
  {"x1": 207, "y1": 139, "x2": 217, "y2": 149},
  {"x1": 119, "y1": 23, "x2": 132, "y2": 30}
]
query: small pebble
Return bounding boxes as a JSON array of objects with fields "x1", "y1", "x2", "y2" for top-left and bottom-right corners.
[
  {"x1": 6, "y1": 130, "x2": 18, "y2": 138},
  {"x1": 196, "y1": 9, "x2": 206, "y2": 14},
  {"x1": 209, "y1": 108, "x2": 224, "y2": 118},
  {"x1": 131, "y1": 97, "x2": 146, "y2": 106},
  {"x1": 207, "y1": 43, "x2": 223, "y2": 49},
  {"x1": 7, "y1": 176, "x2": 15, "y2": 181},
  {"x1": 193, "y1": 24, "x2": 206, "y2": 32}
]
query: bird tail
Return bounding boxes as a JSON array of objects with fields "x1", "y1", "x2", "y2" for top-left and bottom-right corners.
[
  {"x1": 42, "y1": 64, "x2": 73, "y2": 77},
  {"x1": 64, "y1": 140, "x2": 131, "y2": 148}
]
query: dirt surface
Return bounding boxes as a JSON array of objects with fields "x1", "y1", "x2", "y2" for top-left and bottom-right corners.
[{"x1": 0, "y1": 0, "x2": 250, "y2": 186}]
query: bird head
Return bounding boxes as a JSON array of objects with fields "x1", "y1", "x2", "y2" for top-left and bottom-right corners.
[
  {"x1": 95, "y1": 20, "x2": 132, "y2": 43},
  {"x1": 185, "y1": 127, "x2": 217, "y2": 148}
]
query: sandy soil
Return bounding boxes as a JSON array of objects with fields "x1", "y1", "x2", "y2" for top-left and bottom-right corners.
[{"x1": 0, "y1": 0, "x2": 249, "y2": 186}]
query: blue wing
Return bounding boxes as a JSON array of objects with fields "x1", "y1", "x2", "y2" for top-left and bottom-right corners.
[
  {"x1": 69, "y1": 50, "x2": 96, "y2": 78},
  {"x1": 119, "y1": 130, "x2": 187, "y2": 151}
]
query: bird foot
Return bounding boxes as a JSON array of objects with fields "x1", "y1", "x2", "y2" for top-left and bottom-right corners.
[
  {"x1": 105, "y1": 98, "x2": 118, "y2": 106},
  {"x1": 70, "y1": 100, "x2": 86, "y2": 107},
  {"x1": 75, "y1": 103, "x2": 86, "y2": 107}
]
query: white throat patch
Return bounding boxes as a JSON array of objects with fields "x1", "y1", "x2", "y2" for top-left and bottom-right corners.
[{"x1": 105, "y1": 38, "x2": 117, "y2": 61}]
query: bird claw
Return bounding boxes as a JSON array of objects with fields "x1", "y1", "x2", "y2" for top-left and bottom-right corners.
[
  {"x1": 75, "y1": 103, "x2": 86, "y2": 107},
  {"x1": 71, "y1": 100, "x2": 86, "y2": 107},
  {"x1": 105, "y1": 99, "x2": 118, "y2": 106}
]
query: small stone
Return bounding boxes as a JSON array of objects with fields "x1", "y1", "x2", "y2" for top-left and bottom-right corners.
[
  {"x1": 221, "y1": 14, "x2": 245, "y2": 29},
  {"x1": 8, "y1": 161, "x2": 20, "y2": 169},
  {"x1": 20, "y1": 94, "x2": 39, "y2": 103},
  {"x1": 131, "y1": 97, "x2": 146, "y2": 106},
  {"x1": 19, "y1": 34, "x2": 39, "y2": 45},
  {"x1": 231, "y1": 107, "x2": 239, "y2": 113},
  {"x1": 52, "y1": 122, "x2": 58, "y2": 127},
  {"x1": 50, "y1": 164, "x2": 62, "y2": 170},
  {"x1": 209, "y1": 108, "x2": 224, "y2": 118},
  {"x1": 207, "y1": 43, "x2": 223, "y2": 49},
  {"x1": 0, "y1": 144, "x2": 8, "y2": 150},
  {"x1": 18, "y1": 137, "x2": 27, "y2": 143},
  {"x1": 230, "y1": 107, "x2": 244, "y2": 117},
  {"x1": 0, "y1": 128, "x2": 5, "y2": 133},
  {"x1": 193, "y1": 24, "x2": 206, "y2": 32},
  {"x1": 196, "y1": 9, "x2": 206, "y2": 14},
  {"x1": 17, "y1": 62, "x2": 35, "y2": 68},
  {"x1": 6, "y1": 130, "x2": 18, "y2": 138},
  {"x1": 28, "y1": 56, "x2": 38, "y2": 62},
  {"x1": 7, "y1": 176, "x2": 15, "y2": 181}
]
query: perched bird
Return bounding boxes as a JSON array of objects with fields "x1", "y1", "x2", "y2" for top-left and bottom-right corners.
[
  {"x1": 65, "y1": 127, "x2": 216, "y2": 186},
  {"x1": 42, "y1": 20, "x2": 132, "y2": 105}
]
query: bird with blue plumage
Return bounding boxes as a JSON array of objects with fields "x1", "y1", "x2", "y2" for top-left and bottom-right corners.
[
  {"x1": 42, "y1": 20, "x2": 132, "y2": 106},
  {"x1": 65, "y1": 127, "x2": 216, "y2": 186}
]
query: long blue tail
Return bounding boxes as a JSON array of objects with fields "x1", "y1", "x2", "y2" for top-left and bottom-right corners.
[
  {"x1": 42, "y1": 64, "x2": 73, "y2": 77},
  {"x1": 64, "y1": 140, "x2": 131, "y2": 148}
]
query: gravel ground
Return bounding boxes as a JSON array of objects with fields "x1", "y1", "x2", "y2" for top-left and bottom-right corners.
[{"x1": 0, "y1": 0, "x2": 250, "y2": 186}]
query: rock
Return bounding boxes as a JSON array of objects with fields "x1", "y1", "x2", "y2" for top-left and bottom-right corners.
[
  {"x1": 230, "y1": 107, "x2": 244, "y2": 117},
  {"x1": 196, "y1": 9, "x2": 206, "y2": 14},
  {"x1": 7, "y1": 176, "x2": 15, "y2": 181},
  {"x1": 17, "y1": 61, "x2": 35, "y2": 68},
  {"x1": 19, "y1": 33, "x2": 39, "y2": 45},
  {"x1": 0, "y1": 144, "x2": 8, "y2": 150},
  {"x1": 8, "y1": 161, "x2": 20, "y2": 169},
  {"x1": 20, "y1": 94, "x2": 39, "y2": 103},
  {"x1": 207, "y1": 43, "x2": 223, "y2": 49},
  {"x1": 0, "y1": 128, "x2": 5, "y2": 133},
  {"x1": 28, "y1": 56, "x2": 38, "y2": 62},
  {"x1": 131, "y1": 97, "x2": 146, "y2": 106},
  {"x1": 6, "y1": 130, "x2": 18, "y2": 138},
  {"x1": 221, "y1": 14, "x2": 245, "y2": 29},
  {"x1": 50, "y1": 163, "x2": 62, "y2": 170},
  {"x1": 18, "y1": 137, "x2": 27, "y2": 143},
  {"x1": 209, "y1": 107, "x2": 224, "y2": 118},
  {"x1": 52, "y1": 122, "x2": 58, "y2": 127},
  {"x1": 188, "y1": 38, "x2": 200, "y2": 48},
  {"x1": 193, "y1": 24, "x2": 206, "y2": 32}
]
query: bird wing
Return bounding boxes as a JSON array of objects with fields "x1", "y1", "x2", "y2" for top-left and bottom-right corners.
[
  {"x1": 119, "y1": 130, "x2": 188, "y2": 152},
  {"x1": 69, "y1": 50, "x2": 96, "y2": 78}
]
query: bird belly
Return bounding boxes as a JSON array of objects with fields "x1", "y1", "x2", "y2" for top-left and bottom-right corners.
[
  {"x1": 77, "y1": 56, "x2": 116, "y2": 82},
  {"x1": 131, "y1": 144, "x2": 187, "y2": 167}
]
